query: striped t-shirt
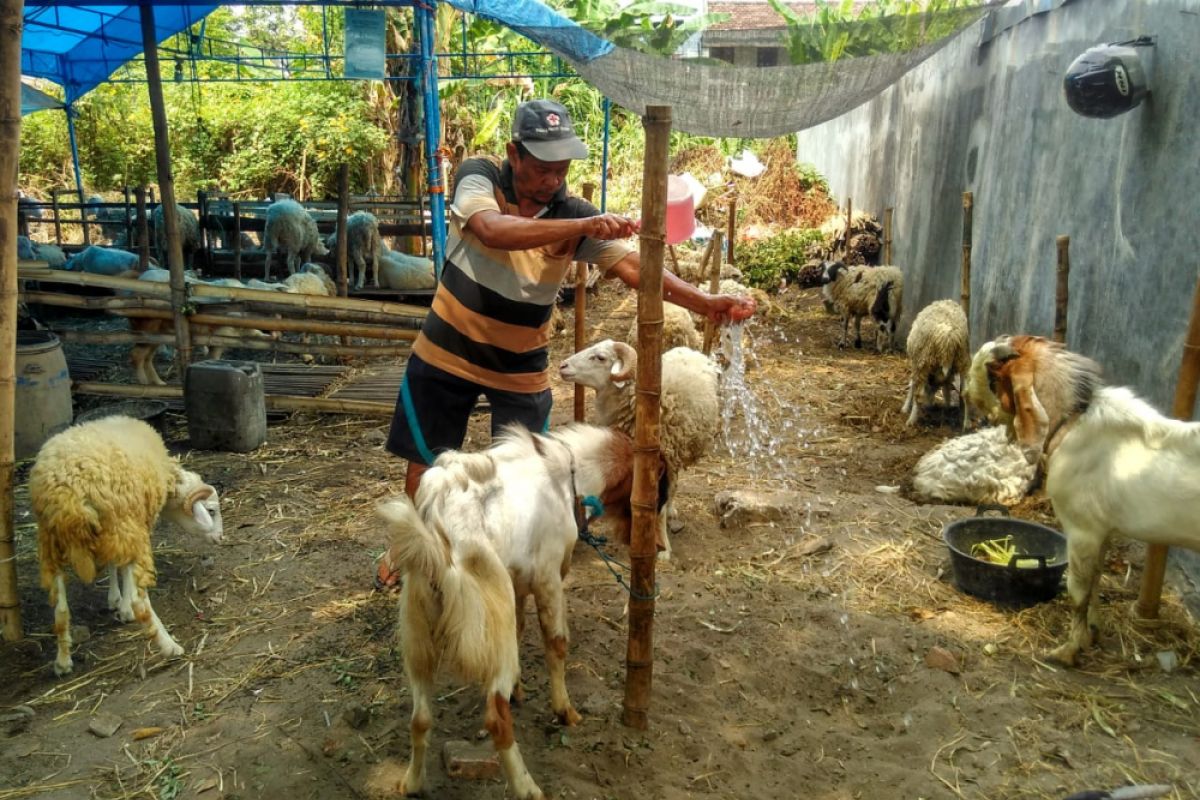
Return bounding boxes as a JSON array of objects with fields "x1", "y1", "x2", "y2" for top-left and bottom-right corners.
[{"x1": 412, "y1": 157, "x2": 633, "y2": 393}]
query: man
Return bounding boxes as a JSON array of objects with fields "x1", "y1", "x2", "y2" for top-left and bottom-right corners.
[{"x1": 376, "y1": 99, "x2": 754, "y2": 588}]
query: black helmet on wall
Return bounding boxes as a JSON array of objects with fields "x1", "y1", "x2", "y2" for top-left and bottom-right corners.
[{"x1": 1063, "y1": 41, "x2": 1151, "y2": 119}]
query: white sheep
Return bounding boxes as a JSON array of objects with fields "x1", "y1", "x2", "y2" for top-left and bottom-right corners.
[
  {"x1": 625, "y1": 302, "x2": 701, "y2": 351},
  {"x1": 282, "y1": 262, "x2": 337, "y2": 296},
  {"x1": 65, "y1": 245, "x2": 142, "y2": 275},
  {"x1": 378, "y1": 247, "x2": 436, "y2": 291},
  {"x1": 559, "y1": 339, "x2": 720, "y2": 559},
  {"x1": 34, "y1": 243, "x2": 67, "y2": 269},
  {"x1": 30, "y1": 416, "x2": 223, "y2": 676},
  {"x1": 151, "y1": 203, "x2": 201, "y2": 270},
  {"x1": 902, "y1": 299, "x2": 970, "y2": 427},
  {"x1": 262, "y1": 199, "x2": 328, "y2": 280},
  {"x1": 326, "y1": 211, "x2": 382, "y2": 290},
  {"x1": 820, "y1": 261, "x2": 904, "y2": 352},
  {"x1": 378, "y1": 423, "x2": 658, "y2": 799},
  {"x1": 910, "y1": 425, "x2": 1037, "y2": 507}
]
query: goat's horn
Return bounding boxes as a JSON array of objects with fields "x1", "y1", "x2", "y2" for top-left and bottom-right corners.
[
  {"x1": 611, "y1": 341, "x2": 638, "y2": 382},
  {"x1": 185, "y1": 485, "x2": 215, "y2": 508}
]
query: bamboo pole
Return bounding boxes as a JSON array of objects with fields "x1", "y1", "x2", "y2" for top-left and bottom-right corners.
[
  {"x1": 51, "y1": 190, "x2": 62, "y2": 245},
  {"x1": 336, "y1": 164, "x2": 350, "y2": 297},
  {"x1": 1135, "y1": 269, "x2": 1200, "y2": 619},
  {"x1": 843, "y1": 196, "x2": 852, "y2": 257},
  {"x1": 108, "y1": 308, "x2": 419, "y2": 341},
  {"x1": 961, "y1": 192, "x2": 973, "y2": 319},
  {"x1": 21, "y1": 291, "x2": 172, "y2": 312},
  {"x1": 136, "y1": 186, "x2": 150, "y2": 269},
  {"x1": 701, "y1": 230, "x2": 724, "y2": 355},
  {"x1": 72, "y1": 382, "x2": 396, "y2": 417},
  {"x1": 0, "y1": 0, "x2": 24, "y2": 641},
  {"x1": 1054, "y1": 236, "x2": 1069, "y2": 344},
  {"x1": 726, "y1": 194, "x2": 737, "y2": 266},
  {"x1": 58, "y1": 330, "x2": 412, "y2": 358},
  {"x1": 624, "y1": 105, "x2": 669, "y2": 731},
  {"x1": 197, "y1": 190, "x2": 210, "y2": 273},
  {"x1": 233, "y1": 201, "x2": 243, "y2": 281},
  {"x1": 574, "y1": 182, "x2": 595, "y2": 423},
  {"x1": 883, "y1": 207, "x2": 893, "y2": 265},
  {"x1": 19, "y1": 268, "x2": 428, "y2": 318},
  {"x1": 140, "y1": 4, "x2": 191, "y2": 379},
  {"x1": 123, "y1": 186, "x2": 133, "y2": 247}
]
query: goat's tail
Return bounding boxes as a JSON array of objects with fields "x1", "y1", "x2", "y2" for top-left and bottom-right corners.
[{"x1": 377, "y1": 497, "x2": 519, "y2": 685}]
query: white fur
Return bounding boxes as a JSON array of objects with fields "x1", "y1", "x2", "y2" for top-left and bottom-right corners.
[
  {"x1": 262, "y1": 199, "x2": 328, "y2": 279},
  {"x1": 911, "y1": 425, "x2": 1036, "y2": 507},
  {"x1": 902, "y1": 300, "x2": 970, "y2": 427}
]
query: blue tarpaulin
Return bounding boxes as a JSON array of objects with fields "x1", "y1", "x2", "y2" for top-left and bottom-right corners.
[
  {"x1": 20, "y1": 1, "x2": 608, "y2": 105},
  {"x1": 20, "y1": 82, "x2": 66, "y2": 116}
]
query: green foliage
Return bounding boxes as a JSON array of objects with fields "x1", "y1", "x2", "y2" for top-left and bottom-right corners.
[
  {"x1": 767, "y1": 0, "x2": 987, "y2": 65},
  {"x1": 794, "y1": 162, "x2": 829, "y2": 195},
  {"x1": 738, "y1": 228, "x2": 826, "y2": 290},
  {"x1": 550, "y1": 0, "x2": 729, "y2": 56}
]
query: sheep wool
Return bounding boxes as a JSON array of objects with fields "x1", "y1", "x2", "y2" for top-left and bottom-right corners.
[
  {"x1": 910, "y1": 425, "x2": 1036, "y2": 507},
  {"x1": 625, "y1": 302, "x2": 701, "y2": 351},
  {"x1": 902, "y1": 299, "x2": 970, "y2": 427},
  {"x1": 822, "y1": 262, "x2": 904, "y2": 352},
  {"x1": 151, "y1": 203, "x2": 201, "y2": 269},
  {"x1": 263, "y1": 199, "x2": 328, "y2": 279}
]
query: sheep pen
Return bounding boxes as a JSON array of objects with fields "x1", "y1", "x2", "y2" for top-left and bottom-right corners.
[{"x1": 1, "y1": 282, "x2": 1197, "y2": 800}]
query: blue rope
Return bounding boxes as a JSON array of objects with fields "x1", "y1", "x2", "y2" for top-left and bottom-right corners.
[{"x1": 576, "y1": 495, "x2": 659, "y2": 602}]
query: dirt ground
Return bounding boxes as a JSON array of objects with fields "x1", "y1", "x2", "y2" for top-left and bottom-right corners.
[{"x1": 2, "y1": 283, "x2": 1198, "y2": 800}]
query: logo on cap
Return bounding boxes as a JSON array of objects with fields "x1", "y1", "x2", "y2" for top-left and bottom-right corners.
[{"x1": 546, "y1": 113, "x2": 561, "y2": 127}]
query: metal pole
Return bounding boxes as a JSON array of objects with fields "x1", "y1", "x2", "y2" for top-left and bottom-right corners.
[
  {"x1": 416, "y1": 1, "x2": 446, "y2": 279},
  {"x1": 600, "y1": 96, "x2": 611, "y2": 213},
  {"x1": 65, "y1": 107, "x2": 88, "y2": 245}
]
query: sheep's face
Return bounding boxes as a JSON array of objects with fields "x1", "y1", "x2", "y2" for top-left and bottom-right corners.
[
  {"x1": 559, "y1": 340, "x2": 635, "y2": 389},
  {"x1": 819, "y1": 260, "x2": 845, "y2": 286},
  {"x1": 165, "y1": 469, "x2": 224, "y2": 544}
]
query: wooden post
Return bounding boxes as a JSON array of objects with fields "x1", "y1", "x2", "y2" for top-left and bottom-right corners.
[
  {"x1": 843, "y1": 196, "x2": 852, "y2": 257},
  {"x1": 1054, "y1": 236, "x2": 1070, "y2": 344},
  {"x1": 336, "y1": 164, "x2": 350, "y2": 297},
  {"x1": 0, "y1": 0, "x2": 25, "y2": 641},
  {"x1": 140, "y1": 4, "x2": 191, "y2": 379},
  {"x1": 80, "y1": 190, "x2": 91, "y2": 246},
  {"x1": 122, "y1": 186, "x2": 133, "y2": 246},
  {"x1": 883, "y1": 207, "x2": 893, "y2": 265},
  {"x1": 961, "y1": 192, "x2": 973, "y2": 320},
  {"x1": 51, "y1": 189, "x2": 62, "y2": 245},
  {"x1": 232, "y1": 201, "x2": 243, "y2": 282},
  {"x1": 573, "y1": 182, "x2": 595, "y2": 423},
  {"x1": 1135, "y1": 269, "x2": 1200, "y2": 619},
  {"x1": 623, "y1": 105, "x2": 669, "y2": 731},
  {"x1": 702, "y1": 231, "x2": 724, "y2": 355},
  {"x1": 197, "y1": 190, "x2": 210, "y2": 273},
  {"x1": 135, "y1": 186, "x2": 150, "y2": 269},
  {"x1": 726, "y1": 195, "x2": 737, "y2": 266}
]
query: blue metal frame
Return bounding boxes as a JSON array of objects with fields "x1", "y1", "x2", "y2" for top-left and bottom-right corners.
[{"x1": 416, "y1": 2, "x2": 446, "y2": 277}]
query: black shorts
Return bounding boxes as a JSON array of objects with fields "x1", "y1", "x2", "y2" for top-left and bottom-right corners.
[{"x1": 386, "y1": 353, "x2": 553, "y2": 466}]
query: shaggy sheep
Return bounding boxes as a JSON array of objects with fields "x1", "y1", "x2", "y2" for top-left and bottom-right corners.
[
  {"x1": 35, "y1": 243, "x2": 68, "y2": 269},
  {"x1": 378, "y1": 248, "x2": 436, "y2": 291},
  {"x1": 17, "y1": 235, "x2": 36, "y2": 260},
  {"x1": 625, "y1": 302, "x2": 702, "y2": 351},
  {"x1": 820, "y1": 261, "x2": 904, "y2": 352},
  {"x1": 559, "y1": 339, "x2": 720, "y2": 559},
  {"x1": 902, "y1": 299, "x2": 970, "y2": 427},
  {"x1": 965, "y1": 336, "x2": 1198, "y2": 666},
  {"x1": 30, "y1": 416, "x2": 223, "y2": 676},
  {"x1": 910, "y1": 425, "x2": 1037, "y2": 507},
  {"x1": 282, "y1": 262, "x2": 337, "y2": 296},
  {"x1": 379, "y1": 423, "x2": 664, "y2": 799},
  {"x1": 64, "y1": 245, "x2": 142, "y2": 275},
  {"x1": 151, "y1": 203, "x2": 201, "y2": 270},
  {"x1": 326, "y1": 211, "x2": 382, "y2": 290},
  {"x1": 262, "y1": 199, "x2": 328, "y2": 280}
]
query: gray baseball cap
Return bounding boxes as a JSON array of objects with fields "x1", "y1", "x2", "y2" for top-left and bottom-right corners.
[{"x1": 511, "y1": 99, "x2": 589, "y2": 162}]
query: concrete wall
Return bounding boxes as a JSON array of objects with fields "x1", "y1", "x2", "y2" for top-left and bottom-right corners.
[{"x1": 794, "y1": 0, "x2": 1200, "y2": 607}]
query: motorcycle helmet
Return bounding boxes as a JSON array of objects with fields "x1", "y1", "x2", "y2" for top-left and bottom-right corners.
[{"x1": 1063, "y1": 41, "x2": 1151, "y2": 118}]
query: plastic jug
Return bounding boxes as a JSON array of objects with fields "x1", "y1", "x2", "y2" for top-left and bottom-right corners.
[{"x1": 665, "y1": 175, "x2": 695, "y2": 245}]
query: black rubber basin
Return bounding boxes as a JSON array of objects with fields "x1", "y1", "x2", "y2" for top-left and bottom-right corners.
[{"x1": 943, "y1": 506, "x2": 1067, "y2": 608}]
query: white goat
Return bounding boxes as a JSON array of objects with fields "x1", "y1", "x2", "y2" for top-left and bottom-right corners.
[
  {"x1": 262, "y1": 199, "x2": 328, "y2": 279},
  {"x1": 902, "y1": 299, "x2": 970, "y2": 427},
  {"x1": 820, "y1": 261, "x2": 904, "y2": 352},
  {"x1": 559, "y1": 339, "x2": 719, "y2": 559},
  {"x1": 378, "y1": 423, "x2": 660, "y2": 799},
  {"x1": 30, "y1": 416, "x2": 223, "y2": 676},
  {"x1": 965, "y1": 336, "x2": 1198, "y2": 666}
]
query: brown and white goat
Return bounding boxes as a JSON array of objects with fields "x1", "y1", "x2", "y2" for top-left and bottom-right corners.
[
  {"x1": 965, "y1": 336, "x2": 1200, "y2": 666},
  {"x1": 376, "y1": 423, "x2": 666, "y2": 799}
]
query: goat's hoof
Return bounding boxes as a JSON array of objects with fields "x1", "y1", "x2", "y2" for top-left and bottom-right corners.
[
  {"x1": 115, "y1": 607, "x2": 135, "y2": 623},
  {"x1": 1045, "y1": 644, "x2": 1079, "y2": 667},
  {"x1": 53, "y1": 658, "x2": 74, "y2": 677},
  {"x1": 556, "y1": 705, "x2": 582, "y2": 727}
]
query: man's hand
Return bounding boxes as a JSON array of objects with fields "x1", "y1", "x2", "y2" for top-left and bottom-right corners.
[
  {"x1": 705, "y1": 293, "x2": 757, "y2": 325},
  {"x1": 582, "y1": 214, "x2": 640, "y2": 241}
]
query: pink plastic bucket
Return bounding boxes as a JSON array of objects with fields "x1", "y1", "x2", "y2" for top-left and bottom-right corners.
[{"x1": 665, "y1": 175, "x2": 695, "y2": 245}]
